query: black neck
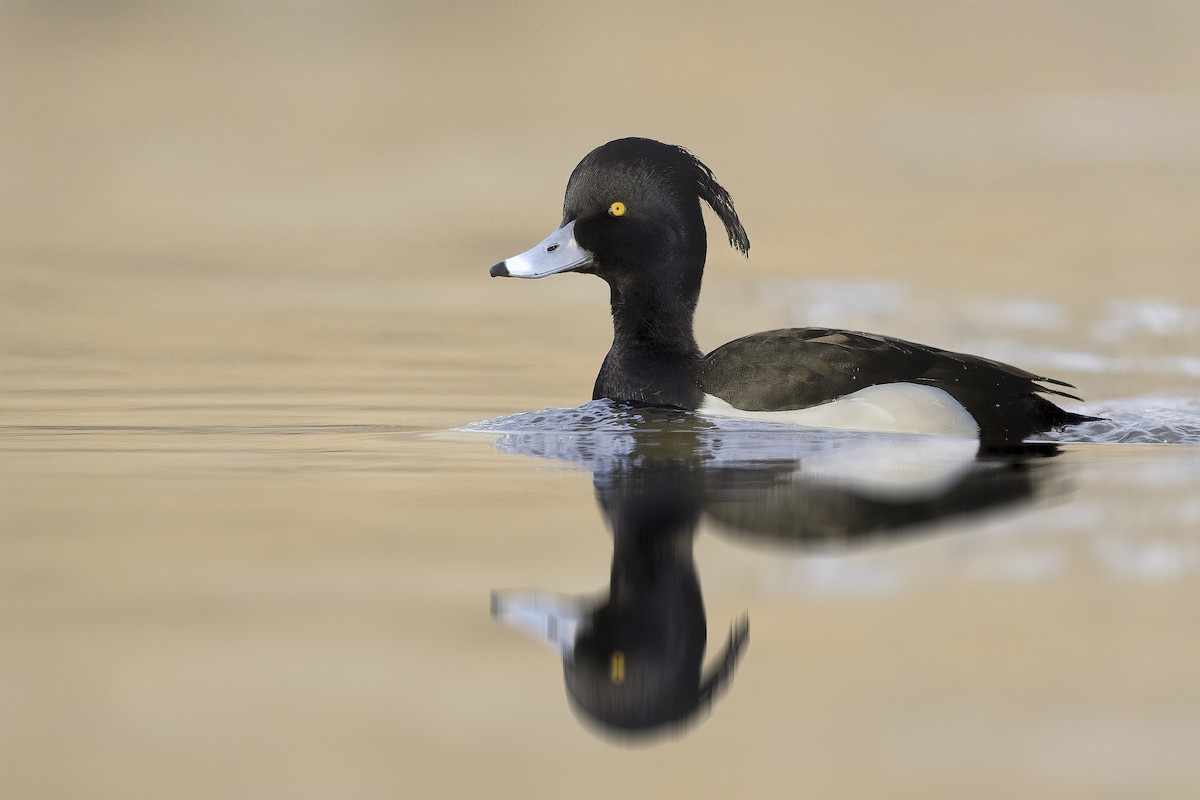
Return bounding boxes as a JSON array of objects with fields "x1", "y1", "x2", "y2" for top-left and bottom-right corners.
[
  {"x1": 611, "y1": 277, "x2": 699, "y2": 353},
  {"x1": 592, "y1": 268, "x2": 703, "y2": 408}
]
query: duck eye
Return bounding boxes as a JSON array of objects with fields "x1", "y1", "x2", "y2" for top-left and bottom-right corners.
[
  {"x1": 608, "y1": 202, "x2": 626, "y2": 217},
  {"x1": 610, "y1": 651, "x2": 625, "y2": 684}
]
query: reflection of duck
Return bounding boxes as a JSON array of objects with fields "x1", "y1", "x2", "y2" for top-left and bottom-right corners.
[
  {"x1": 488, "y1": 412, "x2": 1066, "y2": 741},
  {"x1": 700, "y1": 438, "x2": 1061, "y2": 549},
  {"x1": 494, "y1": 457, "x2": 749, "y2": 739},
  {"x1": 489, "y1": 137, "x2": 1098, "y2": 445},
  {"x1": 488, "y1": 413, "x2": 1063, "y2": 548}
]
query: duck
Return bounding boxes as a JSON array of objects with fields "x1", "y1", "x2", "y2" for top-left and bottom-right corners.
[{"x1": 489, "y1": 137, "x2": 1097, "y2": 446}]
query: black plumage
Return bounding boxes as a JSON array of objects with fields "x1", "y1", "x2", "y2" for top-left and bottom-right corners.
[
  {"x1": 491, "y1": 137, "x2": 1098, "y2": 444},
  {"x1": 698, "y1": 328, "x2": 1093, "y2": 446}
]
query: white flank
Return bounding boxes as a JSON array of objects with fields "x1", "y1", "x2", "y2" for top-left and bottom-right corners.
[{"x1": 698, "y1": 382, "x2": 981, "y2": 438}]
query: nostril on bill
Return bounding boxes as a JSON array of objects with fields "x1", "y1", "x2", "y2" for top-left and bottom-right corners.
[{"x1": 546, "y1": 244, "x2": 559, "y2": 252}]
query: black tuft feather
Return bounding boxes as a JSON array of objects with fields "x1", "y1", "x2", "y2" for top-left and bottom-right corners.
[{"x1": 673, "y1": 145, "x2": 750, "y2": 257}]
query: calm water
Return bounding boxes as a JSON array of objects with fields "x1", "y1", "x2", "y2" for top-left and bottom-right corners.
[
  {"x1": 5, "y1": 3, "x2": 1200, "y2": 798},
  {"x1": 4, "y1": 266, "x2": 1200, "y2": 799}
]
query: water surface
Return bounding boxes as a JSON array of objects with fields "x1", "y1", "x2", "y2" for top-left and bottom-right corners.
[{"x1": 5, "y1": 3, "x2": 1200, "y2": 798}]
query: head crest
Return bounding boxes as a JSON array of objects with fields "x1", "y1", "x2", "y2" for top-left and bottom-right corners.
[
  {"x1": 571, "y1": 138, "x2": 751, "y2": 258},
  {"x1": 672, "y1": 144, "x2": 750, "y2": 257}
]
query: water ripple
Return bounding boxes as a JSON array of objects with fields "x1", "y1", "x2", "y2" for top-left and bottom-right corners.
[
  {"x1": 463, "y1": 397, "x2": 1200, "y2": 445},
  {"x1": 1041, "y1": 397, "x2": 1200, "y2": 444}
]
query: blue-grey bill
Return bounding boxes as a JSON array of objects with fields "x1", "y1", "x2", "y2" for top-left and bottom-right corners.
[{"x1": 490, "y1": 220, "x2": 592, "y2": 278}]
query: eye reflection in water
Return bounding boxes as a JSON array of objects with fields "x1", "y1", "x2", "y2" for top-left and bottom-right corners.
[{"x1": 488, "y1": 410, "x2": 1065, "y2": 742}]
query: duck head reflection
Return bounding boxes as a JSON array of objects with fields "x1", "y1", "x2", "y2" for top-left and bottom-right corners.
[
  {"x1": 494, "y1": 444, "x2": 749, "y2": 738},
  {"x1": 485, "y1": 404, "x2": 1064, "y2": 741}
]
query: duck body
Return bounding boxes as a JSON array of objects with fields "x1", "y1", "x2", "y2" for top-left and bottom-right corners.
[{"x1": 490, "y1": 137, "x2": 1096, "y2": 446}]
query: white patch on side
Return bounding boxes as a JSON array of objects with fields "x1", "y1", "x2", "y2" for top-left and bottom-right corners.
[{"x1": 698, "y1": 382, "x2": 981, "y2": 438}]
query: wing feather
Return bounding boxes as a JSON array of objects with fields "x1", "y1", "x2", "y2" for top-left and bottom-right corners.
[{"x1": 697, "y1": 328, "x2": 1092, "y2": 443}]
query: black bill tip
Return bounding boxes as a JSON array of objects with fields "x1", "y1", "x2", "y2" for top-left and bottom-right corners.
[{"x1": 489, "y1": 262, "x2": 509, "y2": 278}]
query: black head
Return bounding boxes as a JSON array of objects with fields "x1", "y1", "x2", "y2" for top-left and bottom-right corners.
[
  {"x1": 490, "y1": 138, "x2": 748, "y2": 286},
  {"x1": 565, "y1": 138, "x2": 749, "y2": 274}
]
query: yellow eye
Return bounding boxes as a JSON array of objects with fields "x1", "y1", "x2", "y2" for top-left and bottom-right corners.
[
  {"x1": 610, "y1": 651, "x2": 625, "y2": 684},
  {"x1": 608, "y1": 201, "x2": 626, "y2": 217}
]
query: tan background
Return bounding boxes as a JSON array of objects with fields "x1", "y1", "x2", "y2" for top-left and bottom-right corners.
[{"x1": 3, "y1": 2, "x2": 1200, "y2": 799}]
